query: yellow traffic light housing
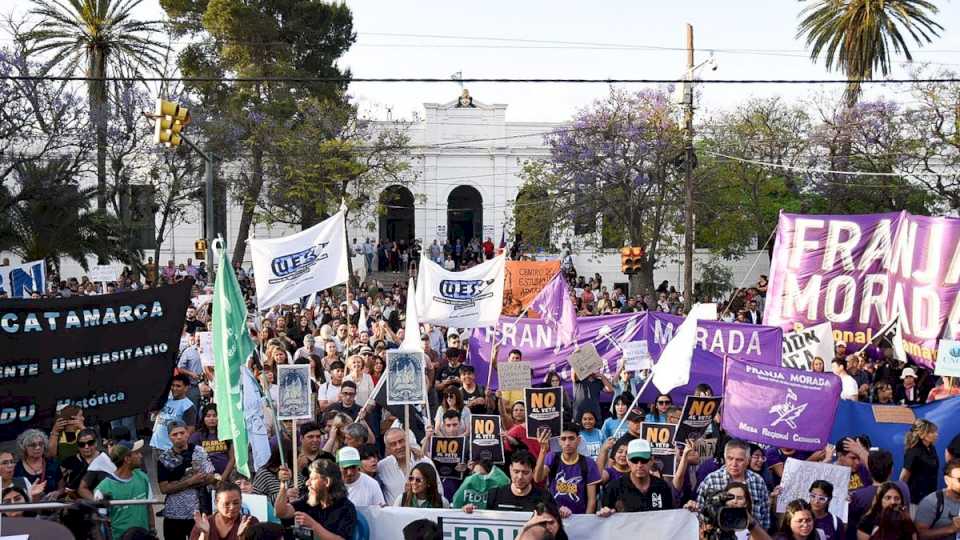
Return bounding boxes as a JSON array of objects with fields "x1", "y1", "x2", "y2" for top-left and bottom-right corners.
[
  {"x1": 620, "y1": 246, "x2": 645, "y2": 274},
  {"x1": 154, "y1": 99, "x2": 191, "y2": 147},
  {"x1": 194, "y1": 239, "x2": 207, "y2": 260}
]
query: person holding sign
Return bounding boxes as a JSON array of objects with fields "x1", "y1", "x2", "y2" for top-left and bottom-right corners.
[
  {"x1": 571, "y1": 359, "x2": 614, "y2": 425},
  {"x1": 533, "y1": 424, "x2": 601, "y2": 516},
  {"x1": 597, "y1": 439, "x2": 675, "y2": 515}
]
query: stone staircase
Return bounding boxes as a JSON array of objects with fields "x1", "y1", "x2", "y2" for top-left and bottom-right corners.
[{"x1": 363, "y1": 271, "x2": 408, "y2": 288}]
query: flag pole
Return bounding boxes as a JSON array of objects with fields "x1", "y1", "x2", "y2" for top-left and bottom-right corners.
[
  {"x1": 292, "y1": 419, "x2": 299, "y2": 488},
  {"x1": 612, "y1": 375, "x2": 654, "y2": 436}
]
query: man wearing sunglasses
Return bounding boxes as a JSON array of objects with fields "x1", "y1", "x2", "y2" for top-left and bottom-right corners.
[{"x1": 597, "y1": 439, "x2": 675, "y2": 515}]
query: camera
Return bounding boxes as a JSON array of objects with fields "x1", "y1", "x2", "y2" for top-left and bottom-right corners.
[
  {"x1": 700, "y1": 490, "x2": 748, "y2": 540},
  {"x1": 292, "y1": 525, "x2": 314, "y2": 539}
]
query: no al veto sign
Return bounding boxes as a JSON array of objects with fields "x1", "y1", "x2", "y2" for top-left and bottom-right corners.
[{"x1": 935, "y1": 339, "x2": 960, "y2": 377}]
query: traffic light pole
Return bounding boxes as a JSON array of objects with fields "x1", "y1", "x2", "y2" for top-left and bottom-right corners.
[{"x1": 180, "y1": 134, "x2": 216, "y2": 271}]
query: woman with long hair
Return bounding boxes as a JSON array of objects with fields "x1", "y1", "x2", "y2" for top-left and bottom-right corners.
[
  {"x1": 808, "y1": 480, "x2": 844, "y2": 540},
  {"x1": 722, "y1": 481, "x2": 770, "y2": 540},
  {"x1": 396, "y1": 463, "x2": 448, "y2": 508},
  {"x1": 596, "y1": 439, "x2": 630, "y2": 485},
  {"x1": 900, "y1": 419, "x2": 939, "y2": 506},
  {"x1": 370, "y1": 355, "x2": 386, "y2": 386},
  {"x1": 774, "y1": 499, "x2": 821, "y2": 540},
  {"x1": 343, "y1": 354, "x2": 374, "y2": 406},
  {"x1": 542, "y1": 370, "x2": 574, "y2": 425},
  {"x1": 434, "y1": 389, "x2": 471, "y2": 432},
  {"x1": 601, "y1": 394, "x2": 632, "y2": 441},
  {"x1": 189, "y1": 404, "x2": 234, "y2": 478},
  {"x1": 857, "y1": 482, "x2": 917, "y2": 540},
  {"x1": 811, "y1": 357, "x2": 826, "y2": 373}
]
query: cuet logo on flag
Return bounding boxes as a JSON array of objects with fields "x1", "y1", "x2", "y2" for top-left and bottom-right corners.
[
  {"x1": 268, "y1": 243, "x2": 329, "y2": 284},
  {"x1": 435, "y1": 279, "x2": 496, "y2": 309}
]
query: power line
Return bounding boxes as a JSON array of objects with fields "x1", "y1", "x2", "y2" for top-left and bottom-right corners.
[{"x1": 705, "y1": 150, "x2": 960, "y2": 179}]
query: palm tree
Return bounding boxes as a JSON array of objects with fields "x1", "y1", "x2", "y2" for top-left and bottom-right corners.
[
  {"x1": 26, "y1": 0, "x2": 164, "y2": 215},
  {"x1": 797, "y1": 0, "x2": 942, "y2": 107}
]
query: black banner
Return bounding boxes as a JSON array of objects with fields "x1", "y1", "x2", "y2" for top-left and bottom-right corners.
[
  {"x1": 0, "y1": 280, "x2": 193, "y2": 441},
  {"x1": 673, "y1": 396, "x2": 721, "y2": 444},
  {"x1": 431, "y1": 436, "x2": 466, "y2": 480},
  {"x1": 469, "y1": 414, "x2": 504, "y2": 464},
  {"x1": 524, "y1": 387, "x2": 562, "y2": 438}
]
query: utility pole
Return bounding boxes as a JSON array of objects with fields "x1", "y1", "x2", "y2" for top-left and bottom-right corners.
[
  {"x1": 683, "y1": 23, "x2": 695, "y2": 312},
  {"x1": 204, "y1": 149, "x2": 215, "y2": 268}
]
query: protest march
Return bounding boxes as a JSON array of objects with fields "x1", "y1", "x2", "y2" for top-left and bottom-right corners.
[{"x1": 3, "y1": 209, "x2": 960, "y2": 540}]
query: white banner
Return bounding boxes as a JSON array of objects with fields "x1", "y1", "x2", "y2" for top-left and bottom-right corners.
[
  {"x1": 781, "y1": 322, "x2": 835, "y2": 370},
  {"x1": 248, "y1": 211, "x2": 349, "y2": 310},
  {"x1": 0, "y1": 260, "x2": 45, "y2": 298},
  {"x1": 415, "y1": 255, "x2": 505, "y2": 328},
  {"x1": 358, "y1": 507, "x2": 697, "y2": 540}
]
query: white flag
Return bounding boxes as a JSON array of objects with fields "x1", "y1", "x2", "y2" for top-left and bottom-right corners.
[
  {"x1": 358, "y1": 305, "x2": 368, "y2": 334},
  {"x1": 415, "y1": 254, "x2": 505, "y2": 328},
  {"x1": 399, "y1": 278, "x2": 423, "y2": 352},
  {"x1": 248, "y1": 211, "x2": 349, "y2": 310},
  {"x1": 651, "y1": 303, "x2": 717, "y2": 394},
  {"x1": 873, "y1": 310, "x2": 907, "y2": 362}
]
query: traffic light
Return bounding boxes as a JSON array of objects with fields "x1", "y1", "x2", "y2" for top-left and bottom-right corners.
[
  {"x1": 153, "y1": 98, "x2": 191, "y2": 147},
  {"x1": 620, "y1": 246, "x2": 645, "y2": 274},
  {"x1": 194, "y1": 239, "x2": 207, "y2": 260}
]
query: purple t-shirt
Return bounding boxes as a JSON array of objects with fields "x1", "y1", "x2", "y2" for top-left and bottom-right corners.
[
  {"x1": 605, "y1": 466, "x2": 625, "y2": 484},
  {"x1": 544, "y1": 452, "x2": 602, "y2": 514},
  {"x1": 814, "y1": 512, "x2": 845, "y2": 540}
]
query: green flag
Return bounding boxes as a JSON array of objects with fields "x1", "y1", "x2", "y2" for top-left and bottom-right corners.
[{"x1": 212, "y1": 240, "x2": 255, "y2": 477}]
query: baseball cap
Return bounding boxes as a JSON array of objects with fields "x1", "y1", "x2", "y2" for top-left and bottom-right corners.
[
  {"x1": 337, "y1": 446, "x2": 361, "y2": 468},
  {"x1": 627, "y1": 439, "x2": 652, "y2": 461},
  {"x1": 359, "y1": 346, "x2": 373, "y2": 355},
  {"x1": 117, "y1": 439, "x2": 145, "y2": 452},
  {"x1": 626, "y1": 407, "x2": 646, "y2": 422},
  {"x1": 836, "y1": 341, "x2": 847, "y2": 347}
]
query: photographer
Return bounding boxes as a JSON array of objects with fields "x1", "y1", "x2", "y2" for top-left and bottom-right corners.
[{"x1": 693, "y1": 482, "x2": 771, "y2": 540}]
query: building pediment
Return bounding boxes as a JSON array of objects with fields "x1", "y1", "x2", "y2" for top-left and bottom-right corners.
[{"x1": 425, "y1": 89, "x2": 505, "y2": 112}]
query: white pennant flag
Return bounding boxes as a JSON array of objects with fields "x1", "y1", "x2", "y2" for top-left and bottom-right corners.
[
  {"x1": 651, "y1": 303, "x2": 717, "y2": 394},
  {"x1": 358, "y1": 305, "x2": 368, "y2": 334},
  {"x1": 399, "y1": 278, "x2": 423, "y2": 352},
  {"x1": 415, "y1": 254, "x2": 505, "y2": 328},
  {"x1": 248, "y1": 210, "x2": 349, "y2": 310},
  {"x1": 873, "y1": 310, "x2": 907, "y2": 362}
]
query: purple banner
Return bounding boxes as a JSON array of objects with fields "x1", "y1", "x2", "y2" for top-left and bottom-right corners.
[
  {"x1": 764, "y1": 211, "x2": 960, "y2": 368},
  {"x1": 646, "y1": 312, "x2": 783, "y2": 365},
  {"x1": 721, "y1": 356, "x2": 841, "y2": 452}
]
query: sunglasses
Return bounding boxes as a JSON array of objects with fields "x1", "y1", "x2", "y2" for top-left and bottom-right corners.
[
  {"x1": 657, "y1": 400, "x2": 671, "y2": 405},
  {"x1": 77, "y1": 440, "x2": 97, "y2": 448},
  {"x1": 629, "y1": 456, "x2": 651, "y2": 464},
  {"x1": 407, "y1": 476, "x2": 424, "y2": 483},
  {"x1": 341, "y1": 392, "x2": 356, "y2": 397}
]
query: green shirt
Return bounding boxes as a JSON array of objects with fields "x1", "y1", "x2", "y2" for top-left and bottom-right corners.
[
  {"x1": 95, "y1": 469, "x2": 153, "y2": 540},
  {"x1": 451, "y1": 467, "x2": 510, "y2": 509}
]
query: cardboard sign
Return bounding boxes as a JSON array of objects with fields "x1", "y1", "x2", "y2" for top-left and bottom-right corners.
[
  {"x1": 277, "y1": 364, "x2": 313, "y2": 420},
  {"x1": 196, "y1": 331, "x2": 214, "y2": 367},
  {"x1": 936, "y1": 339, "x2": 960, "y2": 377},
  {"x1": 569, "y1": 343, "x2": 604, "y2": 378},
  {"x1": 503, "y1": 260, "x2": 561, "y2": 314},
  {"x1": 524, "y1": 387, "x2": 563, "y2": 438},
  {"x1": 469, "y1": 414, "x2": 504, "y2": 463},
  {"x1": 872, "y1": 405, "x2": 917, "y2": 424},
  {"x1": 641, "y1": 422, "x2": 677, "y2": 480},
  {"x1": 431, "y1": 436, "x2": 466, "y2": 480},
  {"x1": 673, "y1": 396, "x2": 721, "y2": 444},
  {"x1": 497, "y1": 361, "x2": 532, "y2": 391},
  {"x1": 621, "y1": 341, "x2": 651, "y2": 372},
  {"x1": 776, "y1": 458, "x2": 851, "y2": 521},
  {"x1": 386, "y1": 350, "x2": 427, "y2": 405},
  {"x1": 89, "y1": 265, "x2": 119, "y2": 284}
]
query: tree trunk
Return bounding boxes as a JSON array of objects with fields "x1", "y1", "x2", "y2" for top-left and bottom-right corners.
[
  {"x1": 89, "y1": 50, "x2": 109, "y2": 264},
  {"x1": 232, "y1": 147, "x2": 264, "y2": 267}
]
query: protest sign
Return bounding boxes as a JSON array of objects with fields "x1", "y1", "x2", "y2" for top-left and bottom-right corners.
[
  {"x1": 503, "y1": 260, "x2": 561, "y2": 314},
  {"x1": 569, "y1": 343, "x2": 604, "y2": 378},
  {"x1": 621, "y1": 340, "x2": 651, "y2": 371},
  {"x1": 497, "y1": 361, "x2": 532, "y2": 391},
  {"x1": 776, "y1": 458, "x2": 851, "y2": 521},
  {"x1": 763, "y1": 211, "x2": 960, "y2": 369},
  {"x1": 386, "y1": 350, "x2": 427, "y2": 405},
  {"x1": 0, "y1": 280, "x2": 192, "y2": 442},
  {"x1": 935, "y1": 339, "x2": 960, "y2": 377},
  {"x1": 470, "y1": 414, "x2": 504, "y2": 463},
  {"x1": 524, "y1": 387, "x2": 563, "y2": 438},
  {"x1": 277, "y1": 364, "x2": 312, "y2": 420},
  {"x1": 673, "y1": 396, "x2": 721, "y2": 444},
  {"x1": 416, "y1": 255, "x2": 505, "y2": 328},
  {"x1": 88, "y1": 265, "x2": 119, "y2": 284},
  {"x1": 196, "y1": 331, "x2": 214, "y2": 367},
  {"x1": 0, "y1": 260, "x2": 45, "y2": 298},
  {"x1": 781, "y1": 322, "x2": 835, "y2": 370},
  {"x1": 641, "y1": 422, "x2": 677, "y2": 479},
  {"x1": 721, "y1": 356, "x2": 841, "y2": 452},
  {"x1": 430, "y1": 436, "x2": 466, "y2": 480}
]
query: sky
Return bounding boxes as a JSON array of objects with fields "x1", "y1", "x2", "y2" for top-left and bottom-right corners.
[{"x1": 5, "y1": 0, "x2": 960, "y2": 122}]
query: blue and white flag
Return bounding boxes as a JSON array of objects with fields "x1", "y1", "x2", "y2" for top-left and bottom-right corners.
[
  {"x1": 248, "y1": 211, "x2": 349, "y2": 309},
  {"x1": 416, "y1": 255, "x2": 505, "y2": 328},
  {"x1": 0, "y1": 260, "x2": 45, "y2": 298}
]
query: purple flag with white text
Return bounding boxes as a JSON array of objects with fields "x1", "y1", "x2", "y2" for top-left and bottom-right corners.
[
  {"x1": 528, "y1": 272, "x2": 578, "y2": 347},
  {"x1": 721, "y1": 356, "x2": 841, "y2": 452}
]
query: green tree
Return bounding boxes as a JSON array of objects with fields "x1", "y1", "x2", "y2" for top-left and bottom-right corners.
[
  {"x1": 796, "y1": 0, "x2": 942, "y2": 107},
  {"x1": 26, "y1": 0, "x2": 165, "y2": 214},
  {"x1": 901, "y1": 68, "x2": 960, "y2": 210}
]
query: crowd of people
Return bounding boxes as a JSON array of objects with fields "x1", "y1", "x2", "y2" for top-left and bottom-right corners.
[{"x1": 2, "y1": 251, "x2": 960, "y2": 540}]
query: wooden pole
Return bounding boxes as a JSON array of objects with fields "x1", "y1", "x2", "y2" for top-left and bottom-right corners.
[
  {"x1": 404, "y1": 405, "x2": 412, "y2": 472},
  {"x1": 682, "y1": 22, "x2": 696, "y2": 312},
  {"x1": 292, "y1": 419, "x2": 299, "y2": 489}
]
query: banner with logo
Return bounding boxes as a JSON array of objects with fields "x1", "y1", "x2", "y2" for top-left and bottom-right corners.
[
  {"x1": 358, "y1": 507, "x2": 698, "y2": 540},
  {"x1": 721, "y1": 356, "x2": 841, "y2": 452},
  {"x1": 645, "y1": 312, "x2": 782, "y2": 365},
  {"x1": 673, "y1": 396, "x2": 722, "y2": 444},
  {"x1": 416, "y1": 255, "x2": 506, "y2": 328},
  {"x1": 781, "y1": 322, "x2": 835, "y2": 370},
  {"x1": 502, "y1": 260, "x2": 561, "y2": 315},
  {"x1": 0, "y1": 280, "x2": 192, "y2": 441},
  {"x1": 248, "y1": 210, "x2": 349, "y2": 310},
  {"x1": 430, "y1": 436, "x2": 466, "y2": 480},
  {"x1": 469, "y1": 414, "x2": 504, "y2": 463},
  {"x1": 0, "y1": 260, "x2": 45, "y2": 298},
  {"x1": 763, "y1": 211, "x2": 960, "y2": 369},
  {"x1": 935, "y1": 339, "x2": 960, "y2": 377},
  {"x1": 525, "y1": 387, "x2": 563, "y2": 438}
]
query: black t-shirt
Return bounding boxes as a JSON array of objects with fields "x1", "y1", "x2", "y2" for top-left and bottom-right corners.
[
  {"x1": 601, "y1": 475, "x2": 675, "y2": 512},
  {"x1": 436, "y1": 363, "x2": 464, "y2": 384},
  {"x1": 328, "y1": 402, "x2": 361, "y2": 418},
  {"x1": 460, "y1": 384, "x2": 488, "y2": 414},
  {"x1": 61, "y1": 455, "x2": 92, "y2": 491},
  {"x1": 485, "y1": 485, "x2": 551, "y2": 512},
  {"x1": 288, "y1": 496, "x2": 357, "y2": 539},
  {"x1": 903, "y1": 443, "x2": 939, "y2": 501},
  {"x1": 184, "y1": 319, "x2": 204, "y2": 334}
]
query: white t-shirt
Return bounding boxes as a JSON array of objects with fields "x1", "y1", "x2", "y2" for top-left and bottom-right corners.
[
  {"x1": 840, "y1": 374, "x2": 859, "y2": 400},
  {"x1": 344, "y1": 373, "x2": 375, "y2": 406},
  {"x1": 346, "y1": 472, "x2": 386, "y2": 507},
  {"x1": 317, "y1": 382, "x2": 342, "y2": 404},
  {"x1": 377, "y1": 455, "x2": 440, "y2": 505}
]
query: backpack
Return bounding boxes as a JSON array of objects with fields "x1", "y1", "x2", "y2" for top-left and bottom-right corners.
[
  {"x1": 547, "y1": 453, "x2": 590, "y2": 492},
  {"x1": 930, "y1": 489, "x2": 945, "y2": 526}
]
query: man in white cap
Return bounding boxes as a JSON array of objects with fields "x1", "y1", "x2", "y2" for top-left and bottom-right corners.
[
  {"x1": 597, "y1": 439, "x2": 674, "y2": 515},
  {"x1": 338, "y1": 446, "x2": 385, "y2": 507},
  {"x1": 897, "y1": 367, "x2": 923, "y2": 405}
]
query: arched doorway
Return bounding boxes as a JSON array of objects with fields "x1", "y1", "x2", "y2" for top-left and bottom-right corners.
[
  {"x1": 379, "y1": 185, "x2": 414, "y2": 243},
  {"x1": 447, "y1": 185, "x2": 482, "y2": 245}
]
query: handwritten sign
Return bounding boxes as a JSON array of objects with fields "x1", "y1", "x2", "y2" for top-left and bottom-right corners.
[
  {"x1": 89, "y1": 265, "x2": 119, "y2": 284},
  {"x1": 525, "y1": 387, "x2": 563, "y2": 438},
  {"x1": 569, "y1": 343, "x2": 604, "y2": 378},
  {"x1": 196, "y1": 331, "x2": 214, "y2": 367},
  {"x1": 497, "y1": 361, "x2": 532, "y2": 391},
  {"x1": 621, "y1": 341, "x2": 651, "y2": 372},
  {"x1": 777, "y1": 458, "x2": 851, "y2": 521},
  {"x1": 470, "y1": 415, "x2": 504, "y2": 463}
]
